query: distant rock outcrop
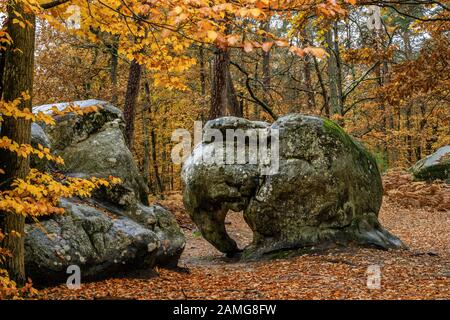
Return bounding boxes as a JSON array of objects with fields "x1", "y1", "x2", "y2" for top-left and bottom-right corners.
[
  {"x1": 26, "y1": 100, "x2": 185, "y2": 283},
  {"x1": 411, "y1": 146, "x2": 450, "y2": 182},
  {"x1": 182, "y1": 115, "x2": 404, "y2": 259}
]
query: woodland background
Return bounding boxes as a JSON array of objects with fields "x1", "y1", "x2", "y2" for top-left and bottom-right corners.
[
  {"x1": 0, "y1": 0, "x2": 448, "y2": 299},
  {"x1": 25, "y1": 1, "x2": 450, "y2": 195}
]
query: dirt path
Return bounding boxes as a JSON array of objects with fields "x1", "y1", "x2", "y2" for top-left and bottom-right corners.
[
  {"x1": 179, "y1": 211, "x2": 252, "y2": 267},
  {"x1": 40, "y1": 189, "x2": 449, "y2": 300}
]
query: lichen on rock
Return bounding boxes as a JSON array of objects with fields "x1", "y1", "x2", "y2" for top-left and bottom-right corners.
[
  {"x1": 182, "y1": 114, "x2": 405, "y2": 260},
  {"x1": 26, "y1": 100, "x2": 185, "y2": 283},
  {"x1": 411, "y1": 145, "x2": 450, "y2": 182}
]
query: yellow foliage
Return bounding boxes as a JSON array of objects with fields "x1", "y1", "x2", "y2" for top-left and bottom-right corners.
[{"x1": 0, "y1": 169, "x2": 120, "y2": 217}]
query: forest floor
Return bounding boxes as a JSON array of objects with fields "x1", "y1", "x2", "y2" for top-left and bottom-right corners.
[{"x1": 40, "y1": 171, "x2": 449, "y2": 300}]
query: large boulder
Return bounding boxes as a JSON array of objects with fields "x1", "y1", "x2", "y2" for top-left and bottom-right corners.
[
  {"x1": 33, "y1": 99, "x2": 123, "y2": 151},
  {"x1": 26, "y1": 100, "x2": 185, "y2": 282},
  {"x1": 34, "y1": 99, "x2": 148, "y2": 205},
  {"x1": 182, "y1": 115, "x2": 404, "y2": 259},
  {"x1": 411, "y1": 145, "x2": 450, "y2": 182},
  {"x1": 25, "y1": 198, "x2": 159, "y2": 283}
]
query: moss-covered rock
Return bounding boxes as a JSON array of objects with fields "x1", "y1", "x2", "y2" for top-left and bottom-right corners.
[
  {"x1": 58, "y1": 120, "x2": 149, "y2": 206},
  {"x1": 34, "y1": 99, "x2": 123, "y2": 150},
  {"x1": 25, "y1": 198, "x2": 162, "y2": 283},
  {"x1": 182, "y1": 114, "x2": 404, "y2": 260},
  {"x1": 24, "y1": 100, "x2": 185, "y2": 283},
  {"x1": 411, "y1": 146, "x2": 450, "y2": 182}
]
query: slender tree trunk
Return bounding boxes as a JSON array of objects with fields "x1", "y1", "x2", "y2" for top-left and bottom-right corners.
[
  {"x1": 427, "y1": 123, "x2": 438, "y2": 155},
  {"x1": 199, "y1": 45, "x2": 206, "y2": 96},
  {"x1": 402, "y1": 30, "x2": 414, "y2": 164},
  {"x1": 346, "y1": 21, "x2": 356, "y2": 81},
  {"x1": 262, "y1": 53, "x2": 270, "y2": 100},
  {"x1": 0, "y1": 1, "x2": 36, "y2": 285},
  {"x1": 141, "y1": 82, "x2": 151, "y2": 188},
  {"x1": 150, "y1": 129, "x2": 164, "y2": 194},
  {"x1": 313, "y1": 57, "x2": 329, "y2": 116},
  {"x1": 0, "y1": 24, "x2": 6, "y2": 99},
  {"x1": 0, "y1": 18, "x2": 6, "y2": 99},
  {"x1": 226, "y1": 66, "x2": 241, "y2": 117},
  {"x1": 109, "y1": 36, "x2": 119, "y2": 105},
  {"x1": 304, "y1": 60, "x2": 316, "y2": 111},
  {"x1": 300, "y1": 30, "x2": 316, "y2": 111},
  {"x1": 253, "y1": 62, "x2": 260, "y2": 119},
  {"x1": 405, "y1": 105, "x2": 413, "y2": 164},
  {"x1": 198, "y1": 45, "x2": 207, "y2": 121},
  {"x1": 326, "y1": 24, "x2": 343, "y2": 118},
  {"x1": 262, "y1": 21, "x2": 271, "y2": 108},
  {"x1": 123, "y1": 59, "x2": 142, "y2": 150},
  {"x1": 170, "y1": 163, "x2": 174, "y2": 190},
  {"x1": 372, "y1": 23, "x2": 390, "y2": 163},
  {"x1": 0, "y1": 50, "x2": 5, "y2": 99},
  {"x1": 161, "y1": 143, "x2": 168, "y2": 191},
  {"x1": 334, "y1": 23, "x2": 344, "y2": 113}
]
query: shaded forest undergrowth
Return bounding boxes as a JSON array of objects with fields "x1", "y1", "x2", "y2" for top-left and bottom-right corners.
[{"x1": 41, "y1": 171, "x2": 449, "y2": 299}]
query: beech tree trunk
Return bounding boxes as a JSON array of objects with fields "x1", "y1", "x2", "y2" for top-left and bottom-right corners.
[
  {"x1": 0, "y1": 1, "x2": 36, "y2": 285},
  {"x1": 123, "y1": 59, "x2": 143, "y2": 150}
]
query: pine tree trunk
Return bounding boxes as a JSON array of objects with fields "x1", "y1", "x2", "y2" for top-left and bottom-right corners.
[
  {"x1": 123, "y1": 60, "x2": 142, "y2": 150},
  {"x1": 226, "y1": 66, "x2": 241, "y2": 117},
  {"x1": 209, "y1": 48, "x2": 229, "y2": 120},
  {"x1": 209, "y1": 46, "x2": 241, "y2": 119},
  {"x1": 0, "y1": 1, "x2": 36, "y2": 286}
]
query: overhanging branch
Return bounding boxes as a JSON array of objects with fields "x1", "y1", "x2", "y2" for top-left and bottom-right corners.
[{"x1": 230, "y1": 61, "x2": 278, "y2": 120}]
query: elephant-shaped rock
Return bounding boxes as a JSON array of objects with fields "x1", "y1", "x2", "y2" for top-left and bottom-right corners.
[{"x1": 182, "y1": 114, "x2": 404, "y2": 259}]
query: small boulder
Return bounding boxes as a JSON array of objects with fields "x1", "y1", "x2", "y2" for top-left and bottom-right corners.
[
  {"x1": 411, "y1": 146, "x2": 450, "y2": 182},
  {"x1": 36, "y1": 100, "x2": 148, "y2": 205}
]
